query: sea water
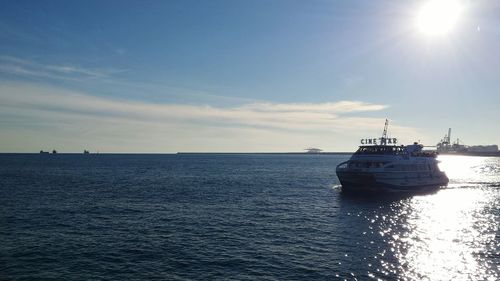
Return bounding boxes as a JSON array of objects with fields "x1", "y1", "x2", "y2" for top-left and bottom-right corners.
[{"x1": 0, "y1": 154, "x2": 498, "y2": 280}]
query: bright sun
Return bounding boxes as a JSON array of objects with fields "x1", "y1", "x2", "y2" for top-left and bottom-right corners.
[{"x1": 416, "y1": 0, "x2": 463, "y2": 36}]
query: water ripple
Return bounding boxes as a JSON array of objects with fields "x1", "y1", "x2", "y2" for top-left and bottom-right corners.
[{"x1": 0, "y1": 154, "x2": 498, "y2": 280}]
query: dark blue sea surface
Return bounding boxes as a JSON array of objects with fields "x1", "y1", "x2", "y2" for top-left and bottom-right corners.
[{"x1": 0, "y1": 154, "x2": 498, "y2": 280}]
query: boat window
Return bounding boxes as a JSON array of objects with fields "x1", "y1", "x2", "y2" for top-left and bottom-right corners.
[{"x1": 355, "y1": 145, "x2": 409, "y2": 155}]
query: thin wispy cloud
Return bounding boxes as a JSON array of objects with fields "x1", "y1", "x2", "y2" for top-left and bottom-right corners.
[
  {"x1": 0, "y1": 82, "x2": 390, "y2": 133},
  {"x1": 241, "y1": 101, "x2": 386, "y2": 113},
  {"x1": 0, "y1": 55, "x2": 127, "y2": 81},
  {"x1": 0, "y1": 55, "x2": 262, "y2": 106},
  {"x1": 0, "y1": 82, "x2": 423, "y2": 153}
]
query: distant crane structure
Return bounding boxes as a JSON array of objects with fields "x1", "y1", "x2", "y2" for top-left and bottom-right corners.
[
  {"x1": 437, "y1": 128, "x2": 452, "y2": 152},
  {"x1": 443, "y1": 128, "x2": 452, "y2": 146},
  {"x1": 438, "y1": 128, "x2": 456, "y2": 150},
  {"x1": 437, "y1": 128, "x2": 469, "y2": 153}
]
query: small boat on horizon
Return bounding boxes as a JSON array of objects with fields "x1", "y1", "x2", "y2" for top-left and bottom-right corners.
[{"x1": 336, "y1": 120, "x2": 449, "y2": 194}]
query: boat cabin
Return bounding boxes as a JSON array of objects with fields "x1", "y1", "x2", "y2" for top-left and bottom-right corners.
[
  {"x1": 354, "y1": 144, "x2": 437, "y2": 158},
  {"x1": 354, "y1": 145, "x2": 407, "y2": 156}
]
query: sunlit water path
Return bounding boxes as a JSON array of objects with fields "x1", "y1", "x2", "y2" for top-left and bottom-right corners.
[{"x1": 0, "y1": 154, "x2": 498, "y2": 280}]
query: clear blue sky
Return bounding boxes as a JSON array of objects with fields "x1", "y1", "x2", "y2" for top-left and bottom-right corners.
[{"x1": 1, "y1": 0, "x2": 499, "y2": 152}]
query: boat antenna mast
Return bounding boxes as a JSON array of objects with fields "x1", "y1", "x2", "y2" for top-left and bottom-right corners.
[{"x1": 381, "y1": 119, "x2": 389, "y2": 145}]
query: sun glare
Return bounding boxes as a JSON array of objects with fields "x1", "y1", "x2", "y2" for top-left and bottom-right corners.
[{"x1": 416, "y1": 0, "x2": 463, "y2": 36}]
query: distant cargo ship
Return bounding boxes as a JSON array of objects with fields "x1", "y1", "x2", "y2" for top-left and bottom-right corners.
[{"x1": 436, "y1": 128, "x2": 500, "y2": 156}]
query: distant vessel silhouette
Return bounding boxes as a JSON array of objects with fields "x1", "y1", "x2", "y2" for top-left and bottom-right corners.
[
  {"x1": 305, "y1": 147, "x2": 322, "y2": 154},
  {"x1": 436, "y1": 128, "x2": 500, "y2": 156}
]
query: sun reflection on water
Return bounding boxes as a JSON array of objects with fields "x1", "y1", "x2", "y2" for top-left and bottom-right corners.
[
  {"x1": 368, "y1": 156, "x2": 499, "y2": 280},
  {"x1": 400, "y1": 190, "x2": 497, "y2": 280},
  {"x1": 438, "y1": 155, "x2": 500, "y2": 185}
]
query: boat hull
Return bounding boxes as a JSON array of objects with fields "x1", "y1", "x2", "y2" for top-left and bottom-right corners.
[{"x1": 337, "y1": 170, "x2": 448, "y2": 194}]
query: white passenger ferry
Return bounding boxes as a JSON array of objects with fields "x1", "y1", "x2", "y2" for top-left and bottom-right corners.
[{"x1": 336, "y1": 120, "x2": 449, "y2": 193}]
